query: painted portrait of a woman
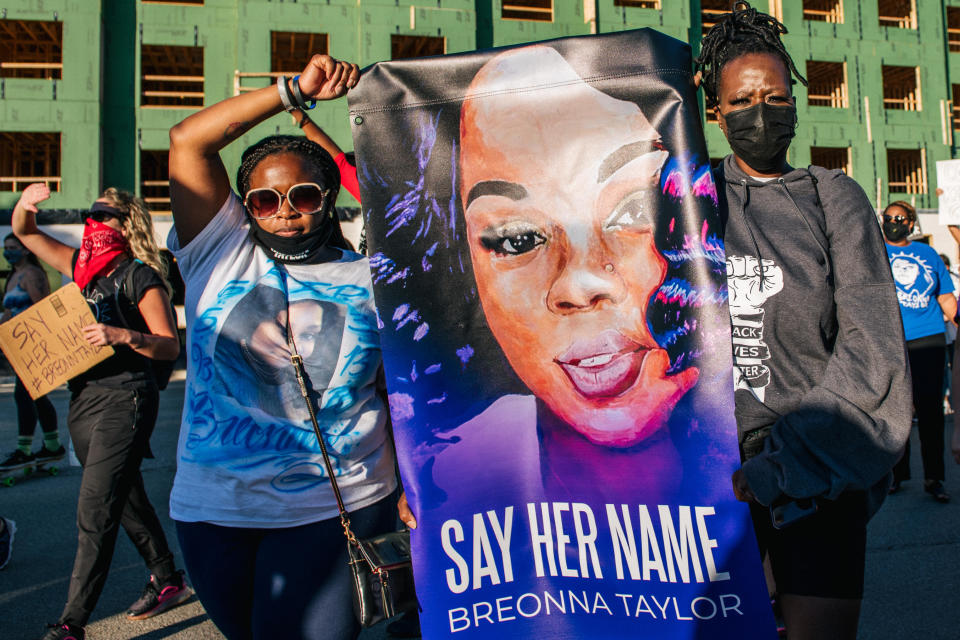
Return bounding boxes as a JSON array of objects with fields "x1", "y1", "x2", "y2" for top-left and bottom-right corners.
[{"x1": 351, "y1": 37, "x2": 731, "y2": 513}]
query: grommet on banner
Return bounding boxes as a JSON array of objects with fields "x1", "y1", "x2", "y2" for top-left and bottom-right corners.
[
  {"x1": 354, "y1": 115, "x2": 364, "y2": 125},
  {"x1": 604, "y1": 263, "x2": 615, "y2": 273}
]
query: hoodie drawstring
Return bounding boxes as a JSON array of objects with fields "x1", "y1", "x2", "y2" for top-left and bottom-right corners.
[
  {"x1": 779, "y1": 175, "x2": 832, "y2": 269},
  {"x1": 736, "y1": 179, "x2": 769, "y2": 291}
]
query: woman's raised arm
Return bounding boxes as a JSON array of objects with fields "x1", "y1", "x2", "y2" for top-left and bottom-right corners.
[
  {"x1": 12, "y1": 183, "x2": 77, "y2": 277},
  {"x1": 168, "y1": 54, "x2": 359, "y2": 246}
]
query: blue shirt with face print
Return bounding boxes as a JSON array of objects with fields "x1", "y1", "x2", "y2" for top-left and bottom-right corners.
[{"x1": 886, "y1": 241, "x2": 954, "y2": 341}]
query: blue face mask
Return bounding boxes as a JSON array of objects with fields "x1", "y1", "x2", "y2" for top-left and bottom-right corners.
[{"x1": 3, "y1": 249, "x2": 23, "y2": 265}]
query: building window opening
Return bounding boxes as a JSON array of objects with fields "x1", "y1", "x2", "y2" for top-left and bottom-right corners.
[
  {"x1": 882, "y1": 65, "x2": 920, "y2": 111},
  {"x1": 140, "y1": 150, "x2": 170, "y2": 214},
  {"x1": 0, "y1": 132, "x2": 61, "y2": 192},
  {"x1": 803, "y1": 0, "x2": 843, "y2": 23},
  {"x1": 887, "y1": 148, "x2": 926, "y2": 193},
  {"x1": 391, "y1": 35, "x2": 446, "y2": 60},
  {"x1": 614, "y1": 0, "x2": 660, "y2": 8},
  {"x1": 952, "y1": 85, "x2": 960, "y2": 129},
  {"x1": 806, "y1": 61, "x2": 847, "y2": 108},
  {"x1": 271, "y1": 32, "x2": 329, "y2": 73},
  {"x1": 948, "y1": 8, "x2": 960, "y2": 53},
  {"x1": 141, "y1": 44, "x2": 204, "y2": 109},
  {"x1": 0, "y1": 20, "x2": 63, "y2": 80},
  {"x1": 878, "y1": 0, "x2": 916, "y2": 29},
  {"x1": 701, "y1": 0, "x2": 731, "y2": 32},
  {"x1": 811, "y1": 146, "x2": 852, "y2": 176},
  {"x1": 502, "y1": 0, "x2": 553, "y2": 22}
]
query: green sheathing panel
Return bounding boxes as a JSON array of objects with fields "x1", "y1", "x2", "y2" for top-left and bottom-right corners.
[
  {"x1": 488, "y1": 1, "x2": 591, "y2": 47},
  {"x1": 0, "y1": 0, "x2": 102, "y2": 210},
  {"x1": 102, "y1": 0, "x2": 136, "y2": 192}
]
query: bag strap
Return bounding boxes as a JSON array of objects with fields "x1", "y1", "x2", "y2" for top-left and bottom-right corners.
[{"x1": 277, "y1": 265, "x2": 358, "y2": 546}]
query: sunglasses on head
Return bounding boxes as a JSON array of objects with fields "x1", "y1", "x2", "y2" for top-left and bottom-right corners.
[
  {"x1": 883, "y1": 214, "x2": 911, "y2": 224},
  {"x1": 244, "y1": 183, "x2": 329, "y2": 219}
]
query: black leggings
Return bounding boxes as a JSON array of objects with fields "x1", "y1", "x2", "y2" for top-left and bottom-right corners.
[
  {"x1": 60, "y1": 383, "x2": 175, "y2": 627},
  {"x1": 895, "y1": 335, "x2": 947, "y2": 482},
  {"x1": 13, "y1": 376, "x2": 57, "y2": 438}
]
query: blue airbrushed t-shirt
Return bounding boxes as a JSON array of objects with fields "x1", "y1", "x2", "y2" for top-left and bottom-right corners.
[{"x1": 886, "y1": 241, "x2": 954, "y2": 341}]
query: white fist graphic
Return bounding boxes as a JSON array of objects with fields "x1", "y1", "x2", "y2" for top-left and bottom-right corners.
[{"x1": 726, "y1": 255, "x2": 784, "y2": 312}]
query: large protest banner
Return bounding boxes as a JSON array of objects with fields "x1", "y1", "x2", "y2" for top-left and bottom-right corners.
[
  {"x1": 0, "y1": 283, "x2": 113, "y2": 399},
  {"x1": 349, "y1": 29, "x2": 777, "y2": 638}
]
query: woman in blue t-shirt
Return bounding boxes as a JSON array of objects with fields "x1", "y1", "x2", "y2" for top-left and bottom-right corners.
[{"x1": 883, "y1": 200, "x2": 957, "y2": 501}]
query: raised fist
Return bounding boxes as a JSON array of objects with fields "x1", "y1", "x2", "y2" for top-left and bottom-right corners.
[
  {"x1": 726, "y1": 255, "x2": 784, "y2": 311},
  {"x1": 297, "y1": 55, "x2": 360, "y2": 101}
]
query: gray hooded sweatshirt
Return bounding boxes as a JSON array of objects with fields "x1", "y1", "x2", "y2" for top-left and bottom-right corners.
[{"x1": 716, "y1": 155, "x2": 912, "y2": 516}]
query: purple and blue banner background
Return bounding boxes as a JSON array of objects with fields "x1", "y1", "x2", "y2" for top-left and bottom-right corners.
[{"x1": 348, "y1": 28, "x2": 777, "y2": 639}]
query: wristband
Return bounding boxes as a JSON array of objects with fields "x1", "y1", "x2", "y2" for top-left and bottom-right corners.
[
  {"x1": 290, "y1": 74, "x2": 317, "y2": 111},
  {"x1": 277, "y1": 75, "x2": 297, "y2": 113}
]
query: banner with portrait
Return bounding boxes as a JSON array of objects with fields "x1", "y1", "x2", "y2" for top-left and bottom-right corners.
[{"x1": 348, "y1": 29, "x2": 777, "y2": 639}]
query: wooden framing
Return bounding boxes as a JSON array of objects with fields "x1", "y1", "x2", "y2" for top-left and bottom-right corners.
[
  {"x1": 887, "y1": 148, "x2": 926, "y2": 194},
  {"x1": 0, "y1": 19, "x2": 63, "y2": 80},
  {"x1": 141, "y1": 44, "x2": 204, "y2": 109},
  {"x1": 811, "y1": 146, "x2": 852, "y2": 177},
  {"x1": 140, "y1": 149, "x2": 171, "y2": 213},
  {"x1": 803, "y1": 0, "x2": 843, "y2": 23},
  {"x1": 614, "y1": 0, "x2": 660, "y2": 8},
  {"x1": 953, "y1": 85, "x2": 960, "y2": 129},
  {"x1": 882, "y1": 65, "x2": 921, "y2": 111},
  {"x1": 948, "y1": 8, "x2": 960, "y2": 54},
  {"x1": 807, "y1": 61, "x2": 848, "y2": 108},
  {"x1": 391, "y1": 34, "x2": 446, "y2": 60},
  {"x1": 0, "y1": 132, "x2": 61, "y2": 192},
  {"x1": 701, "y1": 0, "x2": 730, "y2": 32},
  {"x1": 878, "y1": 0, "x2": 916, "y2": 29},
  {"x1": 502, "y1": 0, "x2": 553, "y2": 22},
  {"x1": 271, "y1": 32, "x2": 329, "y2": 74}
]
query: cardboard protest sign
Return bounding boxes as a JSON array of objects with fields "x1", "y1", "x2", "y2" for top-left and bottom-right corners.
[
  {"x1": 349, "y1": 29, "x2": 776, "y2": 639},
  {"x1": 937, "y1": 159, "x2": 960, "y2": 225},
  {"x1": 0, "y1": 283, "x2": 113, "y2": 398}
]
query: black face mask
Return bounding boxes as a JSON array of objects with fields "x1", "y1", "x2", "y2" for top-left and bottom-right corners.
[
  {"x1": 247, "y1": 215, "x2": 340, "y2": 264},
  {"x1": 722, "y1": 102, "x2": 797, "y2": 174},
  {"x1": 882, "y1": 221, "x2": 912, "y2": 243}
]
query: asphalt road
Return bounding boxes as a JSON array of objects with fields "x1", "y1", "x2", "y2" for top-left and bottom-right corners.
[{"x1": 1, "y1": 378, "x2": 958, "y2": 639}]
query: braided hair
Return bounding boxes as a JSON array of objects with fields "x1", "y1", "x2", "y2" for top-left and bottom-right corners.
[
  {"x1": 695, "y1": 1, "x2": 807, "y2": 108},
  {"x1": 236, "y1": 134, "x2": 350, "y2": 249},
  {"x1": 236, "y1": 135, "x2": 341, "y2": 201}
]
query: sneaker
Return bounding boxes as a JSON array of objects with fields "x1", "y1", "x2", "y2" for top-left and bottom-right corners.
[
  {"x1": 34, "y1": 445, "x2": 65, "y2": 464},
  {"x1": 925, "y1": 480, "x2": 951, "y2": 503},
  {"x1": 39, "y1": 623, "x2": 84, "y2": 640},
  {"x1": 0, "y1": 517, "x2": 15, "y2": 570},
  {"x1": 0, "y1": 449, "x2": 35, "y2": 472},
  {"x1": 126, "y1": 570, "x2": 192, "y2": 620}
]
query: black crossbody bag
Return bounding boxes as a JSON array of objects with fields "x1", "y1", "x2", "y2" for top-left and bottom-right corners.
[{"x1": 280, "y1": 273, "x2": 417, "y2": 626}]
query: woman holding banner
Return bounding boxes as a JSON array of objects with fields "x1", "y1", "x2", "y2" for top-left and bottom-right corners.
[
  {"x1": 0, "y1": 233, "x2": 63, "y2": 474},
  {"x1": 165, "y1": 54, "x2": 396, "y2": 640},
  {"x1": 696, "y1": 3, "x2": 911, "y2": 638},
  {"x1": 12, "y1": 185, "x2": 188, "y2": 640}
]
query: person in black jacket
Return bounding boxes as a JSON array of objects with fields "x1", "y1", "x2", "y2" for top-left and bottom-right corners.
[{"x1": 695, "y1": 3, "x2": 912, "y2": 639}]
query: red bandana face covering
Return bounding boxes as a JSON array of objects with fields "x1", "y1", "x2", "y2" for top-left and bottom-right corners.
[{"x1": 73, "y1": 219, "x2": 128, "y2": 290}]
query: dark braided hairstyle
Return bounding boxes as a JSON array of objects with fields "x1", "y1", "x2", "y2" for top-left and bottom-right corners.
[
  {"x1": 236, "y1": 135, "x2": 341, "y2": 201},
  {"x1": 695, "y1": 1, "x2": 807, "y2": 108},
  {"x1": 236, "y1": 134, "x2": 350, "y2": 249}
]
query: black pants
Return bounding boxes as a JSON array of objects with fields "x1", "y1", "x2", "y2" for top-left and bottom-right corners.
[
  {"x1": 14, "y1": 376, "x2": 57, "y2": 438},
  {"x1": 60, "y1": 383, "x2": 176, "y2": 627},
  {"x1": 176, "y1": 494, "x2": 396, "y2": 640},
  {"x1": 895, "y1": 334, "x2": 946, "y2": 483}
]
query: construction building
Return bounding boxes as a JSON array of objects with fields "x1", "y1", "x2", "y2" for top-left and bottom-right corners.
[{"x1": 1, "y1": 0, "x2": 960, "y2": 219}]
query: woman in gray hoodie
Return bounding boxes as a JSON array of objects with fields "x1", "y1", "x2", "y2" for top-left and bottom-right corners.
[{"x1": 695, "y1": 3, "x2": 912, "y2": 639}]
